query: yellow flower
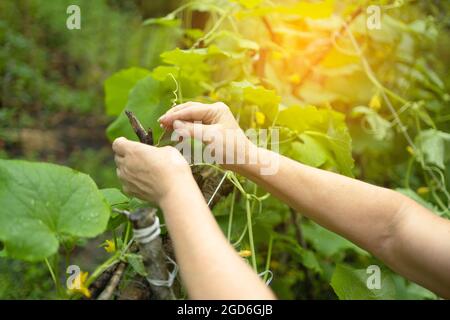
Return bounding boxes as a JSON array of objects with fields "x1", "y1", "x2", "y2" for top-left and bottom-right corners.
[
  {"x1": 239, "y1": 250, "x2": 252, "y2": 258},
  {"x1": 209, "y1": 91, "x2": 218, "y2": 100},
  {"x1": 417, "y1": 187, "x2": 429, "y2": 195},
  {"x1": 271, "y1": 51, "x2": 284, "y2": 60},
  {"x1": 406, "y1": 146, "x2": 415, "y2": 156},
  {"x1": 288, "y1": 73, "x2": 301, "y2": 85},
  {"x1": 102, "y1": 239, "x2": 116, "y2": 253},
  {"x1": 68, "y1": 271, "x2": 91, "y2": 298},
  {"x1": 369, "y1": 94, "x2": 381, "y2": 111},
  {"x1": 255, "y1": 111, "x2": 265, "y2": 125}
]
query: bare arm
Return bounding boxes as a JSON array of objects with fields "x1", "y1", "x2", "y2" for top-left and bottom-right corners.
[
  {"x1": 112, "y1": 138, "x2": 275, "y2": 299},
  {"x1": 233, "y1": 146, "x2": 450, "y2": 298},
  {"x1": 159, "y1": 101, "x2": 450, "y2": 298}
]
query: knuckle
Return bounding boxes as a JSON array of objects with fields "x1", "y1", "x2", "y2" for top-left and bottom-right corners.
[
  {"x1": 214, "y1": 102, "x2": 228, "y2": 111},
  {"x1": 162, "y1": 145, "x2": 175, "y2": 153}
]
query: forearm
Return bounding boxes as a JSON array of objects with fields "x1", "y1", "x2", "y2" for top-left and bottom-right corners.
[
  {"x1": 229, "y1": 146, "x2": 407, "y2": 257},
  {"x1": 230, "y1": 146, "x2": 450, "y2": 298},
  {"x1": 159, "y1": 174, "x2": 275, "y2": 299}
]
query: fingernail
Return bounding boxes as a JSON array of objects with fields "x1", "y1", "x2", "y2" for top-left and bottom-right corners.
[{"x1": 158, "y1": 115, "x2": 166, "y2": 122}]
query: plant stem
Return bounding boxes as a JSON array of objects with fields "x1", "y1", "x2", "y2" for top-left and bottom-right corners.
[
  {"x1": 404, "y1": 157, "x2": 414, "y2": 189},
  {"x1": 263, "y1": 235, "x2": 273, "y2": 283},
  {"x1": 45, "y1": 257, "x2": 58, "y2": 292},
  {"x1": 123, "y1": 221, "x2": 132, "y2": 244},
  {"x1": 227, "y1": 188, "x2": 236, "y2": 241},
  {"x1": 245, "y1": 197, "x2": 257, "y2": 272},
  {"x1": 232, "y1": 225, "x2": 248, "y2": 247},
  {"x1": 86, "y1": 253, "x2": 120, "y2": 287}
]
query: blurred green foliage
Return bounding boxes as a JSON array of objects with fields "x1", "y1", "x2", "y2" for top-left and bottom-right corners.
[{"x1": 0, "y1": 0, "x2": 181, "y2": 299}]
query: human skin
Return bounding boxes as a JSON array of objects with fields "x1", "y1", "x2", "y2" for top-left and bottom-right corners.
[
  {"x1": 112, "y1": 139, "x2": 275, "y2": 299},
  {"x1": 114, "y1": 101, "x2": 450, "y2": 299}
]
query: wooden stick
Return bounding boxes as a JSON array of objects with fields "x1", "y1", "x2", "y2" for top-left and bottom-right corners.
[
  {"x1": 97, "y1": 262, "x2": 127, "y2": 300},
  {"x1": 129, "y1": 208, "x2": 176, "y2": 300},
  {"x1": 125, "y1": 110, "x2": 153, "y2": 145}
]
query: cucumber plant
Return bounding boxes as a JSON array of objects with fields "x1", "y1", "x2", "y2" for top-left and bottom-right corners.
[{"x1": 0, "y1": 0, "x2": 448, "y2": 300}]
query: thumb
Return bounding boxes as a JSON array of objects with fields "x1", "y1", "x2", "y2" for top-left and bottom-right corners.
[{"x1": 112, "y1": 137, "x2": 131, "y2": 156}]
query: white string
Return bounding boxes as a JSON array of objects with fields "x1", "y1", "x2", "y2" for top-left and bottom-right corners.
[
  {"x1": 146, "y1": 256, "x2": 179, "y2": 288},
  {"x1": 132, "y1": 216, "x2": 179, "y2": 287},
  {"x1": 132, "y1": 216, "x2": 161, "y2": 244},
  {"x1": 207, "y1": 172, "x2": 228, "y2": 207},
  {"x1": 258, "y1": 270, "x2": 273, "y2": 286}
]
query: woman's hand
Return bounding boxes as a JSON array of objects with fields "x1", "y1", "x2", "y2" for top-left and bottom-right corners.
[
  {"x1": 158, "y1": 101, "x2": 255, "y2": 166},
  {"x1": 112, "y1": 137, "x2": 192, "y2": 205}
]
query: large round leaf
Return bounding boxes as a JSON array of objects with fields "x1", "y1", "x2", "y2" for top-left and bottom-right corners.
[{"x1": 0, "y1": 160, "x2": 110, "y2": 261}]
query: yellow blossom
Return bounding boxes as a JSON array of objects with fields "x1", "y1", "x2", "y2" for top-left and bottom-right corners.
[
  {"x1": 271, "y1": 51, "x2": 284, "y2": 60},
  {"x1": 68, "y1": 271, "x2": 91, "y2": 298},
  {"x1": 255, "y1": 111, "x2": 265, "y2": 125},
  {"x1": 102, "y1": 239, "x2": 116, "y2": 253},
  {"x1": 288, "y1": 73, "x2": 301, "y2": 85},
  {"x1": 369, "y1": 94, "x2": 381, "y2": 111},
  {"x1": 406, "y1": 146, "x2": 415, "y2": 156},
  {"x1": 209, "y1": 91, "x2": 218, "y2": 100},
  {"x1": 239, "y1": 250, "x2": 252, "y2": 258},
  {"x1": 417, "y1": 187, "x2": 429, "y2": 195}
]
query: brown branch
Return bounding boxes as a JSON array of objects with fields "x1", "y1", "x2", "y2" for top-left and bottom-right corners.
[
  {"x1": 125, "y1": 110, "x2": 153, "y2": 145},
  {"x1": 97, "y1": 262, "x2": 127, "y2": 300},
  {"x1": 129, "y1": 208, "x2": 176, "y2": 300}
]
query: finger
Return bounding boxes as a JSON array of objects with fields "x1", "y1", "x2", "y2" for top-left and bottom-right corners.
[
  {"x1": 166, "y1": 101, "x2": 202, "y2": 114},
  {"x1": 173, "y1": 120, "x2": 218, "y2": 143},
  {"x1": 112, "y1": 137, "x2": 129, "y2": 156},
  {"x1": 160, "y1": 105, "x2": 215, "y2": 127},
  {"x1": 116, "y1": 168, "x2": 123, "y2": 179},
  {"x1": 122, "y1": 185, "x2": 132, "y2": 196},
  {"x1": 114, "y1": 155, "x2": 124, "y2": 166},
  {"x1": 158, "y1": 102, "x2": 199, "y2": 128}
]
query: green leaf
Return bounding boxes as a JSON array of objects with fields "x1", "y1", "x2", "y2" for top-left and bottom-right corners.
[
  {"x1": 299, "y1": 250, "x2": 322, "y2": 274},
  {"x1": 100, "y1": 188, "x2": 129, "y2": 206},
  {"x1": 0, "y1": 160, "x2": 110, "y2": 261},
  {"x1": 415, "y1": 129, "x2": 450, "y2": 170},
  {"x1": 276, "y1": 105, "x2": 354, "y2": 175},
  {"x1": 207, "y1": 31, "x2": 260, "y2": 52},
  {"x1": 231, "y1": 81, "x2": 280, "y2": 121},
  {"x1": 302, "y1": 222, "x2": 367, "y2": 257},
  {"x1": 158, "y1": 48, "x2": 211, "y2": 97},
  {"x1": 275, "y1": 234, "x2": 323, "y2": 274},
  {"x1": 104, "y1": 68, "x2": 151, "y2": 116},
  {"x1": 331, "y1": 264, "x2": 396, "y2": 300},
  {"x1": 289, "y1": 134, "x2": 329, "y2": 168},
  {"x1": 351, "y1": 106, "x2": 393, "y2": 141},
  {"x1": 106, "y1": 76, "x2": 174, "y2": 142},
  {"x1": 393, "y1": 275, "x2": 437, "y2": 300},
  {"x1": 125, "y1": 253, "x2": 147, "y2": 276},
  {"x1": 305, "y1": 130, "x2": 354, "y2": 176}
]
